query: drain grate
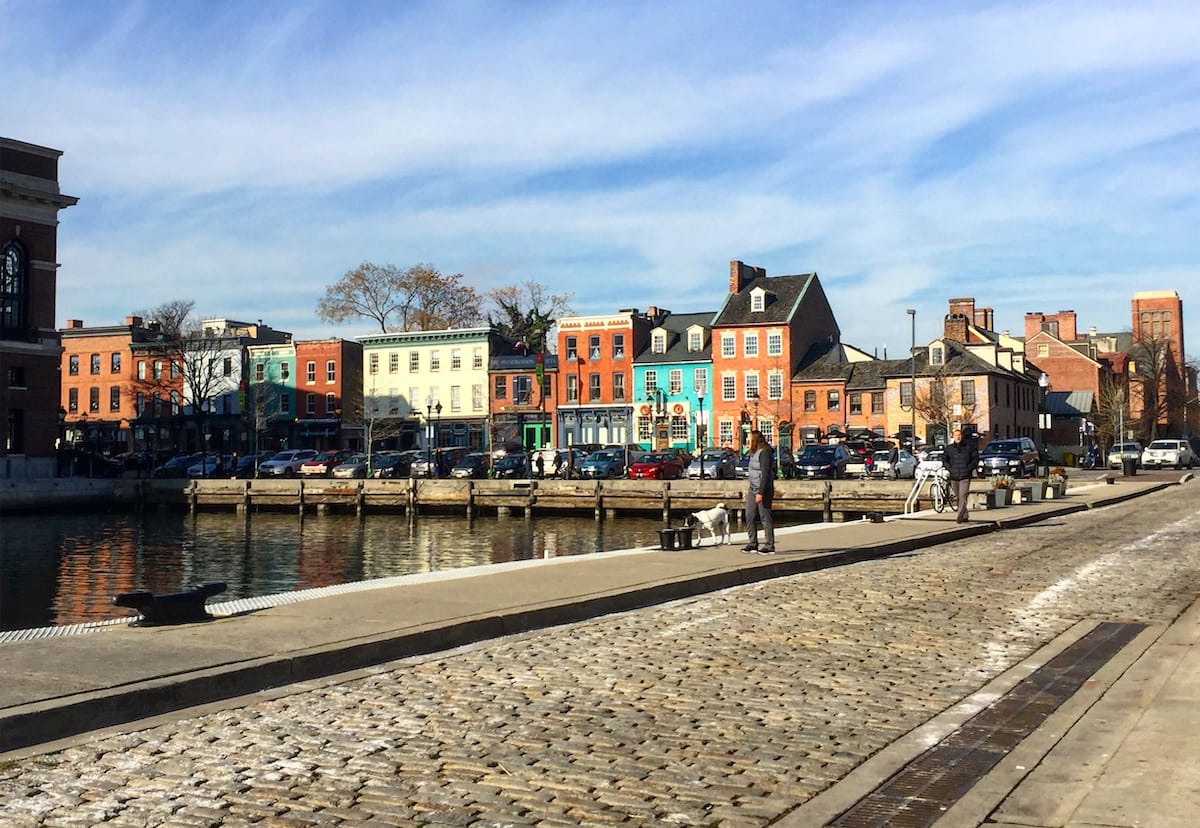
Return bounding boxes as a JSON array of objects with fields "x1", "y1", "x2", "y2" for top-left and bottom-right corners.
[{"x1": 828, "y1": 621, "x2": 1147, "y2": 828}]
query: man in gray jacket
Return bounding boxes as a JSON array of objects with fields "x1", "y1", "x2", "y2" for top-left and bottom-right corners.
[{"x1": 743, "y1": 430, "x2": 776, "y2": 554}]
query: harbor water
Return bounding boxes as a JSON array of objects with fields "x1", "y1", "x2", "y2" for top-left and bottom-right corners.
[{"x1": 0, "y1": 511, "x2": 669, "y2": 631}]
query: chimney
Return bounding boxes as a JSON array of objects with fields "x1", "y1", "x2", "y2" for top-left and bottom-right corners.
[
  {"x1": 67, "y1": 319, "x2": 84, "y2": 329},
  {"x1": 1024, "y1": 312, "x2": 1045, "y2": 340},
  {"x1": 125, "y1": 315, "x2": 143, "y2": 327},
  {"x1": 729, "y1": 260, "x2": 765, "y2": 294},
  {"x1": 1057, "y1": 310, "x2": 1077, "y2": 342},
  {"x1": 975, "y1": 306, "x2": 993, "y2": 331},
  {"x1": 944, "y1": 313, "x2": 969, "y2": 343}
]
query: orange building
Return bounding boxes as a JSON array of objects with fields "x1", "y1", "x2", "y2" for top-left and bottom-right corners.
[{"x1": 489, "y1": 351, "x2": 558, "y2": 452}]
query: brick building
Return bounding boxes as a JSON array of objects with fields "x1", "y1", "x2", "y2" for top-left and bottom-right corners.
[{"x1": 1, "y1": 137, "x2": 77, "y2": 477}]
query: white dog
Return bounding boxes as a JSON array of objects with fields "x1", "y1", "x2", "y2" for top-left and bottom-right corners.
[{"x1": 683, "y1": 503, "x2": 730, "y2": 546}]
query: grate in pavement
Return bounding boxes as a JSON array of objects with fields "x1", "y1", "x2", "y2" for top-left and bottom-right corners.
[{"x1": 828, "y1": 621, "x2": 1147, "y2": 828}]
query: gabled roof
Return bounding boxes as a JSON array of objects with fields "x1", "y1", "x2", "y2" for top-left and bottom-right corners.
[
  {"x1": 1046, "y1": 390, "x2": 1095, "y2": 417},
  {"x1": 635, "y1": 311, "x2": 714, "y2": 364},
  {"x1": 793, "y1": 339, "x2": 1035, "y2": 387},
  {"x1": 712, "y1": 273, "x2": 819, "y2": 326}
]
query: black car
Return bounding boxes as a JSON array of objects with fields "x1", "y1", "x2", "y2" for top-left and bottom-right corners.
[
  {"x1": 977, "y1": 438, "x2": 1039, "y2": 477},
  {"x1": 376, "y1": 449, "x2": 422, "y2": 479},
  {"x1": 794, "y1": 444, "x2": 852, "y2": 479},
  {"x1": 492, "y1": 453, "x2": 531, "y2": 479},
  {"x1": 450, "y1": 452, "x2": 492, "y2": 479}
]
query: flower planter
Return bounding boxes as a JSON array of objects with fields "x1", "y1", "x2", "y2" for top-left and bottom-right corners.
[
  {"x1": 988, "y1": 488, "x2": 1011, "y2": 508},
  {"x1": 1024, "y1": 482, "x2": 1045, "y2": 502}
]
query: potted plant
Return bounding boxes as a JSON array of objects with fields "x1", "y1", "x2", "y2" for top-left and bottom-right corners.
[
  {"x1": 989, "y1": 474, "x2": 1013, "y2": 507},
  {"x1": 1047, "y1": 467, "x2": 1068, "y2": 498}
]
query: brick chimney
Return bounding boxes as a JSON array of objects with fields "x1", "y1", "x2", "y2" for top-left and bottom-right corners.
[
  {"x1": 1024, "y1": 312, "x2": 1046, "y2": 340},
  {"x1": 1056, "y1": 310, "x2": 1077, "y2": 342},
  {"x1": 729, "y1": 260, "x2": 766, "y2": 294},
  {"x1": 67, "y1": 319, "x2": 84, "y2": 329},
  {"x1": 125, "y1": 315, "x2": 143, "y2": 327},
  {"x1": 974, "y1": 306, "x2": 994, "y2": 331},
  {"x1": 944, "y1": 313, "x2": 969, "y2": 343}
]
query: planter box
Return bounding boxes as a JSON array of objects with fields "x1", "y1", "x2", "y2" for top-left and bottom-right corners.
[
  {"x1": 988, "y1": 488, "x2": 1011, "y2": 508},
  {"x1": 1019, "y1": 482, "x2": 1045, "y2": 502}
]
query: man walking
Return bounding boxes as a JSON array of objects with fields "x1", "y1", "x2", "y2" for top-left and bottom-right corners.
[{"x1": 944, "y1": 428, "x2": 979, "y2": 523}]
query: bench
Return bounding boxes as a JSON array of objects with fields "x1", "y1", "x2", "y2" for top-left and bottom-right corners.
[{"x1": 113, "y1": 582, "x2": 227, "y2": 625}]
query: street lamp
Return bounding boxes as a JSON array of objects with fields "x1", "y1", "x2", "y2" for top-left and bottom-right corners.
[
  {"x1": 696, "y1": 389, "x2": 706, "y2": 479},
  {"x1": 1038, "y1": 372, "x2": 1051, "y2": 474},
  {"x1": 906, "y1": 308, "x2": 916, "y2": 451}
]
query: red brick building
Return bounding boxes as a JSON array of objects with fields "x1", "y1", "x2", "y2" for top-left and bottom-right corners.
[
  {"x1": 294, "y1": 338, "x2": 363, "y2": 450},
  {"x1": 1, "y1": 137, "x2": 78, "y2": 476}
]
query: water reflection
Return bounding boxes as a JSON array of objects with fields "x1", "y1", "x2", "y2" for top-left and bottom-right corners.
[{"x1": 0, "y1": 511, "x2": 667, "y2": 631}]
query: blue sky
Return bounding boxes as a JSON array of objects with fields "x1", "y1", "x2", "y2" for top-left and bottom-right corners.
[{"x1": 5, "y1": 0, "x2": 1199, "y2": 360}]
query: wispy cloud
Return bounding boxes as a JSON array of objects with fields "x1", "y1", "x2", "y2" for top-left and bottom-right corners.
[{"x1": 5, "y1": 0, "x2": 1200, "y2": 352}]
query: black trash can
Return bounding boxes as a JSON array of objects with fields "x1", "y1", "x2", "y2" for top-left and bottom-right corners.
[
  {"x1": 658, "y1": 529, "x2": 678, "y2": 550},
  {"x1": 1122, "y1": 457, "x2": 1138, "y2": 477},
  {"x1": 676, "y1": 526, "x2": 694, "y2": 549}
]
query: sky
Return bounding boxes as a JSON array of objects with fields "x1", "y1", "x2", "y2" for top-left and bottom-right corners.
[{"x1": 4, "y1": 0, "x2": 1200, "y2": 360}]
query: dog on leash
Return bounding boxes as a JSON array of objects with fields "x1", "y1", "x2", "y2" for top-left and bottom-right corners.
[{"x1": 683, "y1": 503, "x2": 730, "y2": 546}]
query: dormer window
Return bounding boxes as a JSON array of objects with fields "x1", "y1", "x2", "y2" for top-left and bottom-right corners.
[
  {"x1": 651, "y1": 330, "x2": 667, "y2": 354},
  {"x1": 687, "y1": 328, "x2": 703, "y2": 352},
  {"x1": 750, "y1": 287, "x2": 767, "y2": 312},
  {"x1": 930, "y1": 344, "x2": 945, "y2": 366}
]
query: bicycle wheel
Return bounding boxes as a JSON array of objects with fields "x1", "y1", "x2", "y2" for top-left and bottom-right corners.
[{"x1": 932, "y1": 480, "x2": 946, "y2": 512}]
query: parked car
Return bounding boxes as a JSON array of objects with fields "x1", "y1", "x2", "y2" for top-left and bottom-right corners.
[
  {"x1": 795, "y1": 444, "x2": 852, "y2": 479},
  {"x1": 258, "y1": 449, "x2": 318, "y2": 478},
  {"x1": 1140, "y1": 439, "x2": 1196, "y2": 469},
  {"x1": 579, "y1": 449, "x2": 627, "y2": 479},
  {"x1": 627, "y1": 452, "x2": 686, "y2": 480},
  {"x1": 686, "y1": 449, "x2": 738, "y2": 480},
  {"x1": 734, "y1": 454, "x2": 750, "y2": 480},
  {"x1": 230, "y1": 452, "x2": 272, "y2": 479},
  {"x1": 840, "y1": 440, "x2": 873, "y2": 477},
  {"x1": 299, "y1": 449, "x2": 354, "y2": 478},
  {"x1": 977, "y1": 438, "x2": 1039, "y2": 477},
  {"x1": 603, "y1": 444, "x2": 649, "y2": 464},
  {"x1": 412, "y1": 446, "x2": 470, "y2": 477},
  {"x1": 492, "y1": 452, "x2": 532, "y2": 479},
  {"x1": 543, "y1": 447, "x2": 591, "y2": 478},
  {"x1": 367, "y1": 452, "x2": 407, "y2": 478},
  {"x1": 1107, "y1": 442, "x2": 1143, "y2": 470},
  {"x1": 916, "y1": 449, "x2": 946, "y2": 476},
  {"x1": 870, "y1": 448, "x2": 918, "y2": 479},
  {"x1": 451, "y1": 452, "x2": 492, "y2": 479},
  {"x1": 186, "y1": 454, "x2": 230, "y2": 479},
  {"x1": 376, "y1": 449, "x2": 422, "y2": 479},
  {"x1": 152, "y1": 453, "x2": 204, "y2": 479},
  {"x1": 330, "y1": 454, "x2": 370, "y2": 479},
  {"x1": 62, "y1": 448, "x2": 123, "y2": 478}
]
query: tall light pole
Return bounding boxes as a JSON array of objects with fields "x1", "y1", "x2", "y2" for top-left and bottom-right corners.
[{"x1": 907, "y1": 308, "x2": 916, "y2": 450}]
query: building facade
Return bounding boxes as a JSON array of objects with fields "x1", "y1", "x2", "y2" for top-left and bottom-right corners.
[
  {"x1": 489, "y1": 350, "x2": 557, "y2": 453},
  {"x1": 632, "y1": 310, "x2": 713, "y2": 453},
  {"x1": 1, "y1": 137, "x2": 77, "y2": 477}
]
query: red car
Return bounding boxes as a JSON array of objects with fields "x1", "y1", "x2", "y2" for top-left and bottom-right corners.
[{"x1": 628, "y1": 452, "x2": 686, "y2": 480}]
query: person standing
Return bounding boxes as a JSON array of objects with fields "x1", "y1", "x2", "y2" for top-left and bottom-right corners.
[
  {"x1": 743, "y1": 430, "x2": 776, "y2": 554},
  {"x1": 944, "y1": 428, "x2": 979, "y2": 523}
]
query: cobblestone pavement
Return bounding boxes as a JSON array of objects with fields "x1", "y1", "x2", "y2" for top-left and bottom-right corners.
[{"x1": 4, "y1": 485, "x2": 1199, "y2": 827}]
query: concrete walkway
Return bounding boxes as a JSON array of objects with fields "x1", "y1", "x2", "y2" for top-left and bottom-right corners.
[{"x1": 3, "y1": 477, "x2": 1196, "y2": 826}]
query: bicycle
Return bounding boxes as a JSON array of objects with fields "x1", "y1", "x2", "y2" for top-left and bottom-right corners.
[{"x1": 930, "y1": 468, "x2": 956, "y2": 513}]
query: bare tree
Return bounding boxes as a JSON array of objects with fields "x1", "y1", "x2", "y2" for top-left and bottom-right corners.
[
  {"x1": 316, "y1": 262, "x2": 406, "y2": 333},
  {"x1": 131, "y1": 299, "x2": 195, "y2": 337},
  {"x1": 317, "y1": 262, "x2": 485, "y2": 332},
  {"x1": 1129, "y1": 333, "x2": 1177, "y2": 440},
  {"x1": 404, "y1": 264, "x2": 484, "y2": 331},
  {"x1": 1093, "y1": 371, "x2": 1128, "y2": 448},
  {"x1": 486, "y1": 280, "x2": 574, "y2": 352},
  {"x1": 914, "y1": 369, "x2": 978, "y2": 444}
]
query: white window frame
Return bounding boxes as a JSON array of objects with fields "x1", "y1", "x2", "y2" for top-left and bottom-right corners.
[
  {"x1": 767, "y1": 331, "x2": 783, "y2": 357},
  {"x1": 767, "y1": 371, "x2": 783, "y2": 400},
  {"x1": 721, "y1": 374, "x2": 736, "y2": 401},
  {"x1": 651, "y1": 331, "x2": 666, "y2": 354},
  {"x1": 721, "y1": 334, "x2": 735, "y2": 358},
  {"x1": 743, "y1": 333, "x2": 759, "y2": 358},
  {"x1": 668, "y1": 369, "x2": 683, "y2": 395}
]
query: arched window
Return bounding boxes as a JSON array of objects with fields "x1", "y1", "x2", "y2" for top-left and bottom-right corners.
[{"x1": 1, "y1": 240, "x2": 28, "y2": 338}]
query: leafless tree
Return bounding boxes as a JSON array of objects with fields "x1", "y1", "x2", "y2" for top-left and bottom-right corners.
[
  {"x1": 914, "y1": 369, "x2": 978, "y2": 444},
  {"x1": 316, "y1": 262, "x2": 484, "y2": 332},
  {"x1": 1129, "y1": 333, "x2": 1177, "y2": 440},
  {"x1": 1093, "y1": 371, "x2": 1128, "y2": 448},
  {"x1": 486, "y1": 280, "x2": 574, "y2": 352},
  {"x1": 131, "y1": 299, "x2": 195, "y2": 337}
]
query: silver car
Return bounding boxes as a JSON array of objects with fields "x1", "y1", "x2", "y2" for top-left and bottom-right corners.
[
  {"x1": 257, "y1": 449, "x2": 318, "y2": 477},
  {"x1": 686, "y1": 449, "x2": 738, "y2": 480}
]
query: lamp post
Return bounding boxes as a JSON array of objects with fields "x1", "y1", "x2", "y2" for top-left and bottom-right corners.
[
  {"x1": 696, "y1": 389, "x2": 705, "y2": 479},
  {"x1": 425, "y1": 396, "x2": 433, "y2": 477},
  {"x1": 1038, "y1": 372, "x2": 1051, "y2": 475},
  {"x1": 906, "y1": 308, "x2": 916, "y2": 451},
  {"x1": 57, "y1": 407, "x2": 67, "y2": 477}
]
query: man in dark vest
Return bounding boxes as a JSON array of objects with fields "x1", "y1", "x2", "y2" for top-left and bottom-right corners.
[{"x1": 944, "y1": 428, "x2": 979, "y2": 523}]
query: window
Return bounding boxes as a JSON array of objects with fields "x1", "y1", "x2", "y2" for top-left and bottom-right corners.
[
  {"x1": 751, "y1": 290, "x2": 765, "y2": 312},
  {"x1": 279, "y1": 394, "x2": 290, "y2": 415},
  {"x1": 369, "y1": 353, "x2": 379, "y2": 375},
  {"x1": 721, "y1": 334, "x2": 735, "y2": 358},
  {"x1": 135, "y1": 392, "x2": 145, "y2": 416},
  {"x1": 430, "y1": 350, "x2": 441, "y2": 371},
  {"x1": 613, "y1": 334, "x2": 625, "y2": 359},
  {"x1": 871, "y1": 392, "x2": 883, "y2": 414},
  {"x1": 743, "y1": 333, "x2": 759, "y2": 358},
  {"x1": 494, "y1": 375, "x2": 507, "y2": 399},
  {"x1": 90, "y1": 354, "x2": 101, "y2": 375},
  {"x1": 387, "y1": 353, "x2": 398, "y2": 374},
  {"x1": 961, "y1": 379, "x2": 976, "y2": 405},
  {"x1": 849, "y1": 392, "x2": 862, "y2": 414},
  {"x1": 668, "y1": 369, "x2": 682, "y2": 395},
  {"x1": 566, "y1": 374, "x2": 579, "y2": 403},
  {"x1": 326, "y1": 361, "x2": 336, "y2": 382},
  {"x1": 693, "y1": 368, "x2": 708, "y2": 397},
  {"x1": 473, "y1": 348, "x2": 483, "y2": 369},
  {"x1": 722, "y1": 374, "x2": 736, "y2": 401},
  {"x1": 688, "y1": 330, "x2": 703, "y2": 352},
  {"x1": 110, "y1": 386, "x2": 121, "y2": 412},
  {"x1": 326, "y1": 393, "x2": 336, "y2": 415},
  {"x1": 566, "y1": 336, "x2": 578, "y2": 361},
  {"x1": 153, "y1": 360, "x2": 163, "y2": 380},
  {"x1": 767, "y1": 332, "x2": 783, "y2": 357},
  {"x1": 645, "y1": 370, "x2": 658, "y2": 394},
  {"x1": 638, "y1": 414, "x2": 654, "y2": 442},
  {"x1": 540, "y1": 374, "x2": 552, "y2": 401},
  {"x1": 68, "y1": 354, "x2": 79, "y2": 375},
  {"x1": 0, "y1": 241, "x2": 28, "y2": 338},
  {"x1": 651, "y1": 331, "x2": 666, "y2": 354},
  {"x1": 670, "y1": 415, "x2": 688, "y2": 442},
  {"x1": 804, "y1": 390, "x2": 816, "y2": 412},
  {"x1": 170, "y1": 361, "x2": 179, "y2": 380},
  {"x1": 589, "y1": 335, "x2": 601, "y2": 360},
  {"x1": 450, "y1": 386, "x2": 461, "y2": 412},
  {"x1": 305, "y1": 361, "x2": 316, "y2": 382},
  {"x1": 409, "y1": 386, "x2": 419, "y2": 409},
  {"x1": 760, "y1": 420, "x2": 775, "y2": 444},
  {"x1": 306, "y1": 393, "x2": 317, "y2": 415},
  {"x1": 111, "y1": 353, "x2": 122, "y2": 373},
  {"x1": 745, "y1": 374, "x2": 760, "y2": 400},
  {"x1": 223, "y1": 357, "x2": 233, "y2": 377},
  {"x1": 930, "y1": 345, "x2": 944, "y2": 366},
  {"x1": 719, "y1": 420, "x2": 734, "y2": 447},
  {"x1": 900, "y1": 381, "x2": 913, "y2": 408},
  {"x1": 280, "y1": 362, "x2": 289, "y2": 380},
  {"x1": 613, "y1": 372, "x2": 626, "y2": 401},
  {"x1": 89, "y1": 387, "x2": 100, "y2": 413},
  {"x1": 68, "y1": 387, "x2": 78, "y2": 412},
  {"x1": 5, "y1": 409, "x2": 22, "y2": 454},
  {"x1": 472, "y1": 384, "x2": 483, "y2": 410},
  {"x1": 589, "y1": 373, "x2": 601, "y2": 401},
  {"x1": 254, "y1": 362, "x2": 265, "y2": 382},
  {"x1": 513, "y1": 376, "x2": 531, "y2": 405},
  {"x1": 451, "y1": 348, "x2": 461, "y2": 370},
  {"x1": 768, "y1": 372, "x2": 783, "y2": 400},
  {"x1": 7, "y1": 366, "x2": 25, "y2": 388},
  {"x1": 409, "y1": 351, "x2": 419, "y2": 372},
  {"x1": 1037, "y1": 343, "x2": 1049, "y2": 358}
]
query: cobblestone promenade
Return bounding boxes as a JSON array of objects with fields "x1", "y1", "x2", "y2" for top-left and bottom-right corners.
[{"x1": 3, "y1": 485, "x2": 1199, "y2": 827}]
